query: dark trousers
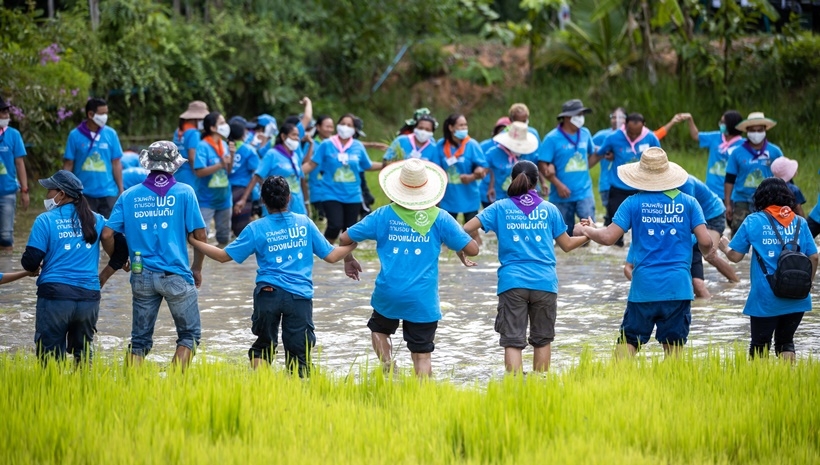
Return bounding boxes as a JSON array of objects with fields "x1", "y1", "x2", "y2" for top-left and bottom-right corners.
[
  {"x1": 749, "y1": 312, "x2": 804, "y2": 357},
  {"x1": 249, "y1": 283, "x2": 315, "y2": 376},
  {"x1": 323, "y1": 200, "x2": 361, "y2": 241},
  {"x1": 606, "y1": 186, "x2": 638, "y2": 246},
  {"x1": 448, "y1": 211, "x2": 478, "y2": 224},
  {"x1": 35, "y1": 297, "x2": 100, "y2": 363},
  {"x1": 86, "y1": 196, "x2": 116, "y2": 219},
  {"x1": 808, "y1": 217, "x2": 820, "y2": 238},
  {"x1": 231, "y1": 185, "x2": 253, "y2": 237}
]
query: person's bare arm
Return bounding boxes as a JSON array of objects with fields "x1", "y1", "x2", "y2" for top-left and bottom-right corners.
[
  {"x1": 189, "y1": 228, "x2": 207, "y2": 288},
  {"x1": 338, "y1": 232, "x2": 362, "y2": 280},
  {"x1": 554, "y1": 232, "x2": 589, "y2": 252},
  {"x1": 794, "y1": 204, "x2": 806, "y2": 218},
  {"x1": 101, "y1": 226, "x2": 116, "y2": 256},
  {"x1": 810, "y1": 254, "x2": 818, "y2": 280},
  {"x1": 684, "y1": 113, "x2": 699, "y2": 141},
  {"x1": 234, "y1": 174, "x2": 261, "y2": 214},
  {"x1": 188, "y1": 232, "x2": 231, "y2": 263},
  {"x1": 195, "y1": 155, "x2": 229, "y2": 177},
  {"x1": 0, "y1": 270, "x2": 37, "y2": 284},
  {"x1": 324, "y1": 243, "x2": 358, "y2": 263},
  {"x1": 302, "y1": 160, "x2": 318, "y2": 175},
  {"x1": 186, "y1": 148, "x2": 196, "y2": 169},
  {"x1": 367, "y1": 161, "x2": 384, "y2": 171},
  {"x1": 63, "y1": 159, "x2": 74, "y2": 172},
  {"x1": 718, "y1": 236, "x2": 745, "y2": 263},
  {"x1": 574, "y1": 221, "x2": 626, "y2": 246},
  {"x1": 693, "y1": 224, "x2": 714, "y2": 259},
  {"x1": 112, "y1": 158, "x2": 124, "y2": 194},
  {"x1": 14, "y1": 157, "x2": 29, "y2": 210},
  {"x1": 724, "y1": 182, "x2": 734, "y2": 222},
  {"x1": 300, "y1": 97, "x2": 312, "y2": 128}
]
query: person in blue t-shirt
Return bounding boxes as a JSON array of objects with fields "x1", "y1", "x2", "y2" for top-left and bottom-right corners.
[
  {"x1": 194, "y1": 111, "x2": 235, "y2": 246},
  {"x1": 433, "y1": 113, "x2": 488, "y2": 225},
  {"x1": 809, "y1": 169, "x2": 820, "y2": 238},
  {"x1": 575, "y1": 148, "x2": 714, "y2": 358},
  {"x1": 508, "y1": 103, "x2": 541, "y2": 162},
  {"x1": 0, "y1": 97, "x2": 29, "y2": 250},
  {"x1": 63, "y1": 98, "x2": 124, "y2": 218},
  {"x1": 479, "y1": 116, "x2": 512, "y2": 207},
  {"x1": 21, "y1": 170, "x2": 119, "y2": 363},
  {"x1": 679, "y1": 111, "x2": 745, "y2": 198},
  {"x1": 306, "y1": 115, "x2": 334, "y2": 222},
  {"x1": 479, "y1": 116, "x2": 511, "y2": 155},
  {"x1": 120, "y1": 150, "x2": 140, "y2": 169},
  {"x1": 719, "y1": 178, "x2": 818, "y2": 361},
  {"x1": 173, "y1": 100, "x2": 209, "y2": 187},
  {"x1": 383, "y1": 114, "x2": 438, "y2": 163},
  {"x1": 226, "y1": 122, "x2": 259, "y2": 237},
  {"x1": 340, "y1": 159, "x2": 479, "y2": 377},
  {"x1": 538, "y1": 99, "x2": 596, "y2": 235},
  {"x1": 591, "y1": 107, "x2": 626, "y2": 217},
  {"x1": 770, "y1": 157, "x2": 807, "y2": 218},
  {"x1": 484, "y1": 121, "x2": 539, "y2": 208},
  {"x1": 303, "y1": 114, "x2": 382, "y2": 242},
  {"x1": 103, "y1": 141, "x2": 207, "y2": 370},
  {"x1": 725, "y1": 112, "x2": 783, "y2": 236},
  {"x1": 593, "y1": 112, "x2": 662, "y2": 246},
  {"x1": 462, "y1": 161, "x2": 589, "y2": 373},
  {"x1": 122, "y1": 167, "x2": 149, "y2": 190},
  {"x1": 188, "y1": 176, "x2": 357, "y2": 374}
]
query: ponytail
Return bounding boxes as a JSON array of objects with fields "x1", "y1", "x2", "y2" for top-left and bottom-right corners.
[
  {"x1": 74, "y1": 194, "x2": 99, "y2": 244},
  {"x1": 507, "y1": 172, "x2": 532, "y2": 197},
  {"x1": 506, "y1": 160, "x2": 539, "y2": 197}
]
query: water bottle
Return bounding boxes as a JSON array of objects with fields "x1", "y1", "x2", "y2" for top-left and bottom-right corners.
[{"x1": 132, "y1": 251, "x2": 143, "y2": 274}]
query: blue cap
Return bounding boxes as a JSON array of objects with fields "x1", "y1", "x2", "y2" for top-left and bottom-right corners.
[
  {"x1": 257, "y1": 114, "x2": 278, "y2": 137},
  {"x1": 39, "y1": 170, "x2": 84, "y2": 198}
]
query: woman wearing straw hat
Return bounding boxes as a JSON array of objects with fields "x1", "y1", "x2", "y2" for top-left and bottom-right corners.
[
  {"x1": 461, "y1": 160, "x2": 589, "y2": 373},
  {"x1": 434, "y1": 114, "x2": 487, "y2": 225},
  {"x1": 575, "y1": 148, "x2": 714, "y2": 358},
  {"x1": 173, "y1": 100, "x2": 209, "y2": 187},
  {"x1": 339, "y1": 158, "x2": 479, "y2": 377},
  {"x1": 484, "y1": 122, "x2": 539, "y2": 207},
  {"x1": 724, "y1": 112, "x2": 783, "y2": 236}
]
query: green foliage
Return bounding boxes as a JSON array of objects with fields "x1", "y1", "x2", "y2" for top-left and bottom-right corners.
[
  {"x1": 451, "y1": 57, "x2": 504, "y2": 86},
  {"x1": 408, "y1": 40, "x2": 450, "y2": 80}
]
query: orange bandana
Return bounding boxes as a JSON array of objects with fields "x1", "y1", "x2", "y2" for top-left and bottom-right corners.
[
  {"x1": 204, "y1": 134, "x2": 224, "y2": 157},
  {"x1": 177, "y1": 122, "x2": 198, "y2": 140},
  {"x1": 444, "y1": 136, "x2": 471, "y2": 159},
  {"x1": 764, "y1": 205, "x2": 795, "y2": 228}
]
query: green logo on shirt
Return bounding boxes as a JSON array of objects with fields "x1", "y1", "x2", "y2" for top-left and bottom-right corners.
[
  {"x1": 744, "y1": 169, "x2": 764, "y2": 189},
  {"x1": 333, "y1": 166, "x2": 357, "y2": 183},
  {"x1": 565, "y1": 152, "x2": 588, "y2": 173},
  {"x1": 709, "y1": 160, "x2": 727, "y2": 176},
  {"x1": 0, "y1": 162, "x2": 6, "y2": 176},
  {"x1": 447, "y1": 166, "x2": 462, "y2": 185},
  {"x1": 501, "y1": 176, "x2": 512, "y2": 190},
  {"x1": 287, "y1": 175, "x2": 301, "y2": 194},
  {"x1": 208, "y1": 169, "x2": 229, "y2": 188},
  {"x1": 81, "y1": 153, "x2": 107, "y2": 172}
]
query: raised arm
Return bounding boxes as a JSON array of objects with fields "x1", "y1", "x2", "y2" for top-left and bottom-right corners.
[{"x1": 300, "y1": 97, "x2": 312, "y2": 128}]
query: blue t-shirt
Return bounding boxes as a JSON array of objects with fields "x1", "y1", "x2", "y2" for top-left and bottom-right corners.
[
  {"x1": 120, "y1": 151, "x2": 140, "y2": 169},
  {"x1": 592, "y1": 128, "x2": 616, "y2": 192},
  {"x1": 477, "y1": 199, "x2": 567, "y2": 295},
  {"x1": 479, "y1": 138, "x2": 497, "y2": 154},
  {"x1": 539, "y1": 127, "x2": 594, "y2": 203},
  {"x1": 679, "y1": 175, "x2": 725, "y2": 221},
  {"x1": 0, "y1": 127, "x2": 26, "y2": 196},
  {"x1": 194, "y1": 139, "x2": 232, "y2": 210},
  {"x1": 698, "y1": 131, "x2": 744, "y2": 198},
  {"x1": 484, "y1": 145, "x2": 517, "y2": 202},
  {"x1": 346, "y1": 205, "x2": 472, "y2": 323},
  {"x1": 725, "y1": 142, "x2": 783, "y2": 203},
  {"x1": 787, "y1": 182, "x2": 806, "y2": 205},
  {"x1": 729, "y1": 213, "x2": 816, "y2": 317},
  {"x1": 27, "y1": 203, "x2": 105, "y2": 291},
  {"x1": 313, "y1": 138, "x2": 372, "y2": 203},
  {"x1": 228, "y1": 143, "x2": 260, "y2": 189},
  {"x1": 256, "y1": 146, "x2": 306, "y2": 214},
  {"x1": 519, "y1": 127, "x2": 541, "y2": 163},
  {"x1": 435, "y1": 138, "x2": 487, "y2": 213},
  {"x1": 122, "y1": 167, "x2": 149, "y2": 190},
  {"x1": 64, "y1": 125, "x2": 124, "y2": 198},
  {"x1": 225, "y1": 212, "x2": 333, "y2": 299},
  {"x1": 173, "y1": 128, "x2": 201, "y2": 187},
  {"x1": 612, "y1": 191, "x2": 706, "y2": 302},
  {"x1": 306, "y1": 137, "x2": 327, "y2": 203},
  {"x1": 383, "y1": 134, "x2": 438, "y2": 162},
  {"x1": 597, "y1": 130, "x2": 661, "y2": 191},
  {"x1": 106, "y1": 182, "x2": 206, "y2": 284},
  {"x1": 810, "y1": 195, "x2": 820, "y2": 224}
]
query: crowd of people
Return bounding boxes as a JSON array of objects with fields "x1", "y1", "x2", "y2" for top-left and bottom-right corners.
[{"x1": 0, "y1": 94, "x2": 818, "y2": 376}]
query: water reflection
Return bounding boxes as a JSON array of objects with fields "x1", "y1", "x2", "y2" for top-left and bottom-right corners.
[{"x1": 1, "y1": 214, "x2": 818, "y2": 383}]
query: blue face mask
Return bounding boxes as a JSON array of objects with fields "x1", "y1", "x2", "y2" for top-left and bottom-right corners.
[
  {"x1": 454, "y1": 129, "x2": 468, "y2": 140},
  {"x1": 719, "y1": 123, "x2": 727, "y2": 134}
]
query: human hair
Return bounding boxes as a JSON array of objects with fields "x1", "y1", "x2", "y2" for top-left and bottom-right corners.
[
  {"x1": 85, "y1": 98, "x2": 107, "y2": 117},
  {"x1": 276, "y1": 123, "x2": 298, "y2": 145},
  {"x1": 201, "y1": 111, "x2": 221, "y2": 138},
  {"x1": 442, "y1": 113, "x2": 464, "y2": 145},
  {"x1": 337, "y1": 113, "x2": 355, "y2": 125},
  {"x1": 509, "y1": 103, "x2": 529, "y2": 122},
  {"x1": 723, "y1": 110, "x2": 743, "y2": 137},
  {"x1": 753, "y1": 177, "x2": 797, "y2": 212},
  {"x1": 61, "y1": 191, "x2": 98, "y2": 244},
  {"x1": 612, "y1": 107, "x2": 626, "y2": 116},
  {"x1": 262, "y1": 176, "x2": 291, "y2": 211},
  {"x1": 315, "y1": 114, "x2": 333, "y2": 127},
  {"x1": 625, "y1": 113, "x2": 645, "y2": 124},
  {"x1": 415, "y1": 115, "x2": 437, "y2": 132},
  {"x1": 284, "y1": 115, "x2": 300, "y2": 126},
  {"x1": 507, "y1": 160, "x2": 539, "y2": 197},
  {"x1": 228, "y1": 122, "x2": 245, "y2": 142}
]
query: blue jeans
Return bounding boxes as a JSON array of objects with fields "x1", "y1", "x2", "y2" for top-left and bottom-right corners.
[
  {"x1": 554, "y1": 196, "x2": 595, "y2": 235},
  {"x1": 200, "y1": 207, "x2": 232, "y2": 245},
  {"x1": 0, "y1": 193, "x2": 16, "y2": 247},
  {"x1": 129, "y1": 270, "x2": 201, "y2": 357},
  {"x1": 35, "y1": 297, "x2": 100, "y2": 363}
]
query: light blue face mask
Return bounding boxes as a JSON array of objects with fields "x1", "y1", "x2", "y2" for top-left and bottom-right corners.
[
  {"x1": 719, "y1": 123, "x2": 727, "y2": 134},
  {"x1": 454, "y1": 129, "x2": 469, "y2": 140}
]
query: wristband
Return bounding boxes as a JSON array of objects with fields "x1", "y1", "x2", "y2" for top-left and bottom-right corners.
[{"x1": 20, "y1": 187, "x2": 29, "y2": 194}]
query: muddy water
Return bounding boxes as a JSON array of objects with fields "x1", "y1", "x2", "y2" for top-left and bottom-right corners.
[{"x1": 1, "y1": 211, "x2": 818, "y2": 382}]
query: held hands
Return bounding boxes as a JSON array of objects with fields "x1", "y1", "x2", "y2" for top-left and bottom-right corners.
[
  {"x1": 344, "y1": 258, "x2": 362, "y2": 281},
  {"x1": 718, "y1": 236, "x2": 730, "y2": 254},
  {"x1": 457, "y1": 250, "x2": 477, "y2": 268},
  {"x1": 573, "y1": 217, "x2": 595, "y2": 237},
  {"x1": 459, "y1": 174, "x2": 474, "y2": 185}
]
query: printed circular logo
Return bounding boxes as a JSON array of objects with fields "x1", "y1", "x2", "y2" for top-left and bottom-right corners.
[
  {"x1": 414, "y1": 249, "x2": 421, "y2": 255},
  {"x1": 670, "y1": 228, "x2": 677, "y2": 235},
  {"x1": 161, "y1": 222, "x2": 168, "y2": 229},
  {"x1": 154, "y1": 174, "x2": 169, "y2": 187},
  {"x1": 414, "y1": 211, "x2": 430, "y2": 226},
  {"x1": 519, "y1": 194, "x2": 535, "y2": 206}
]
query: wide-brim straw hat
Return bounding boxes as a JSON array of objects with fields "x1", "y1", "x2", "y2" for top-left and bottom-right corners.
[
  {"x1": 492, "y1": 121, "x2": 539, "y2": 154},
  {"x1": 736, "y1": 112, "x2": 777, "y2": 132},
  {"x1": 379, "y1": 158, "x2": 447, "y2": 211},
  {"x1": 771, "y1": 157, "x2": 798, "y2": 182},
  {"x1": 179, "y1": 100, "x2": 209, "y2": 120},
  {"x1": 617, "y1": 147, "x2": 689, "y2": 192}
]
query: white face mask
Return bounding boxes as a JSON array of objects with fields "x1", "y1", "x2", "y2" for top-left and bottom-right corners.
[
  {"x1": 284, "y1": 138, "x2": 300, "y2": 152},
  {"x1": 0, "y1": 119, "x2": 9, "y2": 128},
  {"x1": 747, "y1": 131, "x2": 766, "y2": 145},
  {"x1": 216, "y1": 123, "x2": 231, "y2": 139},
  {"x1": 413, "y1": 128, "x2": 433, "y2": 144},
  {"x1": 92, "y1": 113, "x2": 108, "y2": 128},
  {"x1": 251, "y1": 134, "x2": 263, "y2": 147},
  {"x1": 570, "y1": 115, "x2": 585, "y2": 129},
  {"x1": 44, "y1": 195, "x2": 61, "y2": 211},
  {"x1": 336, "y1": 124, "x2": 356, "y2": 140},
  {"x1": 197, "y1": 120, "x2": 204, "y2": 131}
]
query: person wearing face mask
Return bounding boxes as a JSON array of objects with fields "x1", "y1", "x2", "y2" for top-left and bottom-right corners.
[
  {"x1": 485, "y1": 122, "x2": 539, "y2": 207},
  {"x1": 0, "y1": 96, "x2": 29, "y2": 251},
  {"x1": 227, "y1": 122, "x2": 260, "y2": 237},
  {"x1": 676, "y1": 110, "x2": 745, "y2": 199},
  {"x1": 383, "y1": 114, "x2": 438, "y2": 163},
  {"x1": 194, "y1": 111, "x2": 235, "y2": 246},
  {"x1": 20, "y1": 170, "x2": 121, "y2": 364},
  {"x1": 307, "y1": 115, "x2": 334, "y2": 222},
  {"x1": 724, "y1": 112, "x2": 783, "y2": 236},
  {"x1": 63, "y1": 98, "x2": 124, "y2": 218},
  {"x1": 434, "y1": 113, "x2": 488, "y2": 226},
  {"x1": 173, "y1": 101, "x2": 210, "y2": 187},
  {"x1": 538, "y1": 99, "x2": 595, "y2": 235},
  {"x1": 508, "y1": 103, "x2": 540, "y2": 162},
  {"x1": 235, "y1": 123, "x2": 308, "y2": 217},
  {"x1": 591, "y1": 107, "x2": 626, "y2": 216},
  {"x1": 303, "y1": 114, "x2": 382, "y2": 241}
]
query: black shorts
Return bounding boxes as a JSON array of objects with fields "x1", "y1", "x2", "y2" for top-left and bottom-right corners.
[
  {"x1": 367, "y1": 311, "x2": 437, "y2": 353},
  {"x1": 808, "y1": 217, "x2": 820, "y2": 238},
  {"x1": 690, "y1": 244, "x2": 704, "y2": 280},
  {"x1": 86, "y1": 196, "x2": 117, "y2": 219}
]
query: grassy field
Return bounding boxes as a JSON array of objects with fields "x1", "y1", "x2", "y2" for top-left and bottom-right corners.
[{"x1": 2, "y1": 349, "x2": 818, "y2": 464}]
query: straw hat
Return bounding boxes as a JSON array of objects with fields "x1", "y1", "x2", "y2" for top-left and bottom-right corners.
[
  {"x1": 179, "y1": 101, "x2": 209, "y2": 120},
  {"x1": 378, "y1": 158, "x2": 447, "y2": 211},
  {"x1": 771, "y1": 157, "x2": 798, "y2": 182},
  {"x1": 492, "y1": 122, "x2": 539, "y2": 154},
  {"x1": 735, "y1": 112, "x2": 777, "y2": 132},
  {"x1": 617, "y1": 147, "x2": 689, "y2": 192}
]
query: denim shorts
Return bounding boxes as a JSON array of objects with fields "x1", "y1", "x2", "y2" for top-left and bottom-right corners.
[
  {"x1": 495, "y1": 288, "x2": 557, "y2": 349},
  {"x1": 705, "y1": 214, "x2": 726, "y2": 234},
  {"x1": 35, "y1": 296, "x2": 100, "y2": 362},
  {"x1": 249, "y1": 283, "x2": 315, "y2": 375},
  {"x1": 618, "y1": 300, "x2": 691, "y2": 349},
  {"x1": 129, "y1": 269, "x2": 200, "y2": 357},
  {"x1": 555, "y1": 196, "x2": 595, "y2": 235}
]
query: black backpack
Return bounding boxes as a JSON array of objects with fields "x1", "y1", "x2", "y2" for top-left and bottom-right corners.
[{"x1": 753, "y1": 214, "x2": 814, "y2": 300}]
